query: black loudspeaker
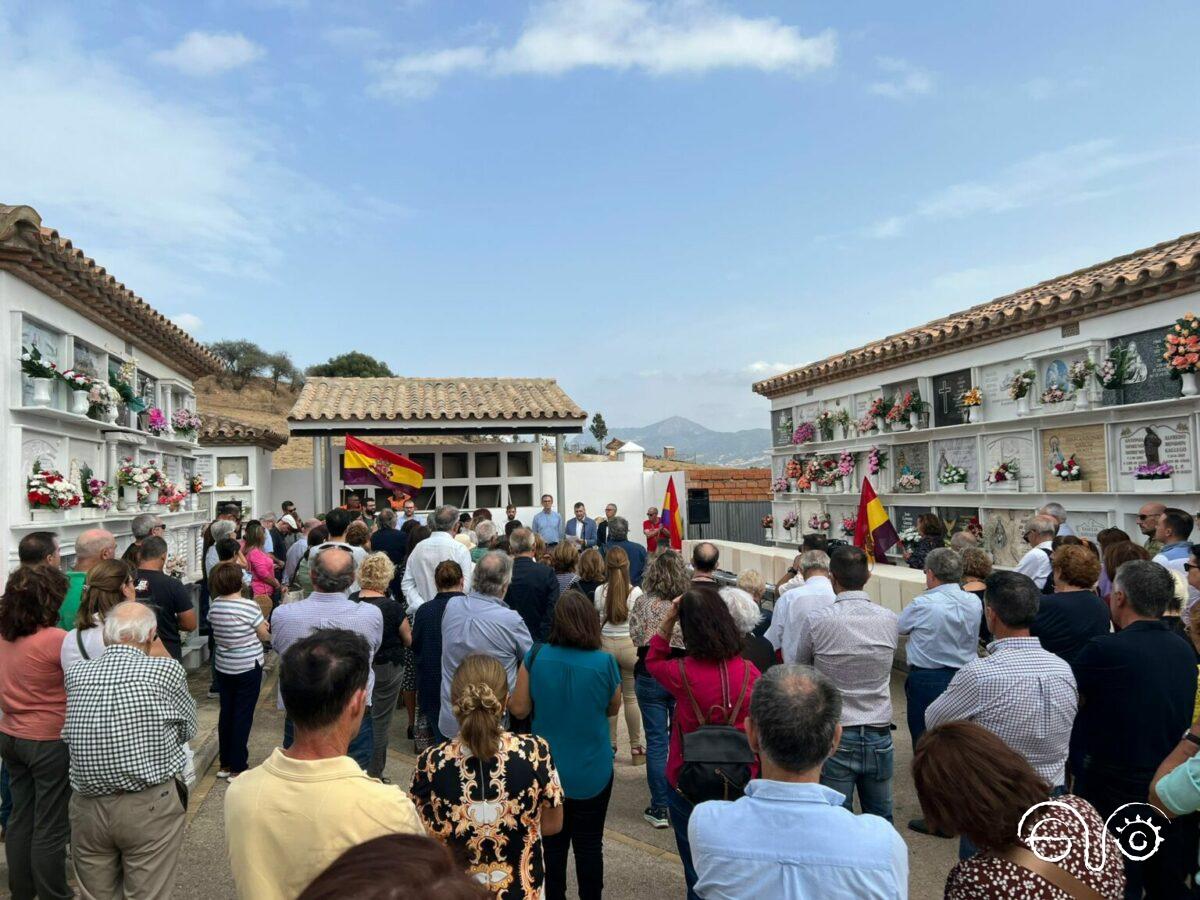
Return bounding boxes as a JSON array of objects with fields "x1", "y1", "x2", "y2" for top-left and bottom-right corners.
[{"x1": 686, "y1": 489, "x2": 710, "y2": 525}]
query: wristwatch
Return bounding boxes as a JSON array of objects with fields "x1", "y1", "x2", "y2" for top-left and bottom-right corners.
[{"x1": 1183, "y1": 730, "x2": 1200, "y2": 748}]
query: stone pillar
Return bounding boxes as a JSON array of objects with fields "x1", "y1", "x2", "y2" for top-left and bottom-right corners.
[
  {"x1": 555, "y1": 433, "x2": 566, "y2": 540},
  {"x1": 312, "y1": 435, "x2": 331, "y2": 514}
]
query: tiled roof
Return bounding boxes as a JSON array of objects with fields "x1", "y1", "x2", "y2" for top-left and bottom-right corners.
[
  {"x1": 754, "y1": 230, "x2": 1200, "y2": 398},
  {"x1": 0, "y1": 205, "x2": 222, "y2": 380},
  {"x1": 199, "y1": 416, "x2": 288, "y2": 451},
  {"x1": 289, "y1": 377, "x2": 587, "y2": 424},
  {"x1": 684, "y1": 467, "x2": 771, "y2": 502}
]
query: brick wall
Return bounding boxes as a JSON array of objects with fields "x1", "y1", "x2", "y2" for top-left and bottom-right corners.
[{"x1": 685, "y1": 467, "x2": 770, "y2": 502}]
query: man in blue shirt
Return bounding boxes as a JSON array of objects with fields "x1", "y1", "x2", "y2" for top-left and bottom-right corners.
[
  {"x1": 689, "y1": 665, "x2": 907, "y2": 900},
  {"x1": 531, "y1": 494, "x2": 563, "y2": 546},
  {"x1": 564, "y1": 502, "x2": 598, "y2": 548},
  {"x1": 897, "y1": 546, "x2": 980, "y2": 836}
]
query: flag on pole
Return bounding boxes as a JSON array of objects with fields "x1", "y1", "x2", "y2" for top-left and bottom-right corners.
[
  {"x1": 660, "y1": 476, "x2": 684, "y2": 551},
  {"x1": 342, "y1": 435, "x2": 426, "y2": 497},
  {"x1": 853, "y1": 477, "x2": 900, "y2": 562}
]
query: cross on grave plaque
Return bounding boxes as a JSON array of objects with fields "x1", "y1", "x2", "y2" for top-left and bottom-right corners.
[{"x1": 932, "y1": 369, "x2": 972, "y2": 427}]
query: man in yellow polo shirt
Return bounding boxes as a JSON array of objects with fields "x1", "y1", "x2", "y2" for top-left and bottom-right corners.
[{"x1": 224, "y1": 629, "x2": 421, "y2": 899}]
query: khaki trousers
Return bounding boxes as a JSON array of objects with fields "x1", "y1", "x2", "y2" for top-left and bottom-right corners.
[
  {"x1": 601, "y1": 634, "x2": 643, "y2": 748},
  {"x1": 70, "y1": 780, "x2": 187, "y2": 900}
]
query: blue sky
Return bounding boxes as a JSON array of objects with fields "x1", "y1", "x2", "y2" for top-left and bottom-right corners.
[{"x1": 2, "y1": 0, "x2": 1197, "y2": 430}]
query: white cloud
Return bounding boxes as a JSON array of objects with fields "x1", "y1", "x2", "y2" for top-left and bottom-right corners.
[
  {"x1": 171, "y1": 312, "x2": 204, "y2": 333},
  {"x1": 867, "y1": 139, "x2": 1172, "y2": 238},
  {"x1": 152, "y1": 31, "x2": 265, "y2": 76},
  {"x1": 323, "y1": 26, "x2": 388, "y2": 54},
  {"x1": 867, "y1": 56, "x2": 932, "y2": 99},
  {"x1": 370, "y1": 0, "x2": 835, "y2": 100}
]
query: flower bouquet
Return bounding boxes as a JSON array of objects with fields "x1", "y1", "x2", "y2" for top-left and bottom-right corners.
[
  {"x1": 960, "y1": 387, "x2": 983, "y2": 423},
  {"x1": 59, "y1": 369, "x2": 95, "y2": 414},
  {"x1": 837, "y1": 451, "x2": 856, "y2": 491},
  {"x1": 164, "y1": 555, "x2": 188, "y2": 579},
  {"x1": 157, "y1": 481, "x2": 189, "y2": 511},
  {"x1": 1162, "y1": 313, "x2": 1200, "y2": 396},
  {"x1": 938, "y1": 465, "x2": 968, "y2": 490},
  {"x1": 833, "y1": 408, "x2": 852, "y2": 439},
  {"x1": 782, "y1": 511, "x2": 799, "y2": 533},
  {"x1": 816, "y1": 410, "x2": 835, "y2": 442},
  {"x1": 841, "y1": 515, "x2": 857, "y2": 538},
  {"x1": 899, "y1": 526, "x2": 921, "y2": 547},
  {"x1": 109, "y1": 359, "x2": 147, "y2": 413},
  {"x1": 986, "y1": 459, "x2": 1020, "y2": 491},
  {"x1": 907, "y1": 392, "x2": 929, "y2": 428},
  {"x1": 21, "y1": 346, "x2": 59, "y2": 405},
  {"x1": 885, "y1": 395, "x2": 909, "y2": 428},
  {"x1": 117, "y1": 457, "x2": 165, "y2": 508},
  {"x1": 857, "y1": 412, "x2": 877, "y2": 435},
  {"x1": 80, "y1": 466, "x2": 115, "y2": 514},
  {"x1": 171, "y1": 408, "x2": 202, "y2": 441},
  {"x1": 761, "y1": 514, "x2": 774, "y2": 530},
  {"x1": 145, "y1": 407, "x2": 170, "y2": 436},
  {"x1": 190, "y1": 474, "x2": 205, "y2": 494},
  {"x1": 1051, "y1": 454, "x2": 1090, "y2": 492},
  {"x1": 772, "y1": 476, "x2": 791, "y2": 494},
  {"x1": 807, "y1": 512, "x2": 831, "y2": 532},
  {"x1": 1096, "y1": 345, "x2": 1134, "y2": 392},
  {"x1": 1006, "y1": 369, "x2": 1036, "y2": 416},
  {"x1": 868, "y1": 446, "x2": 887, "y2": 475},
  {"x1": 784, "y1": 458, "x2": 803, "y2": 483},
  {"x1": 27, "y1": 463, "x2": 82, "y2": 519},
  {"x1": 87, "y1": 382, "x2": 121, "y2": 423},
  {"x1": 868, "y1": 396, "x2": 893, "y2": 432},
  {"x1": 1039, "y1": 385, "x2": 1068, "y2": 405},
  {"x1": 1134, "y1": 462, "x2": 1175, "y2": 494},
  {"x1": 896, "y1": 472, "x2": 922, "y2": 492},
  {"x1": 791, "y1": 422, "x2": 816, "y2": 445}
]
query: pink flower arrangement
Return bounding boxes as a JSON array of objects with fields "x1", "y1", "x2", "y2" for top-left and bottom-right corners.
[
  {"x1": 791, "y1": 422, "x2": 816, "y2": 445},
  {"x1": 868, "y1": 446, "x2": 887, "y2": 475},
  {"x1": 1135, "y1": 463, "x2": 1174, "y2": 480},
  {"x1": 837, "y1": 451, "x2": 855, "y2": 476},
  {"x1": 807, "y1": 512, "x2": 831, "y2": 532},
  {"x1": 146, "y1": 407, "x2": 169, "y2": 436},
  {"x1": 1163, "y1": 313, "x2": 1200, "y2": 373},
  {"x1": 841, "y1": 516, "x2": 857, "y2": 537},
  {"x1": 782, "y1": 511, "x2": 799, "y2": 531}
]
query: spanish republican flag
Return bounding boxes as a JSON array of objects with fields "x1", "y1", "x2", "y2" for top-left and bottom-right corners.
[
  {"x1": 343, "y1": 435, "x2": 425, "y2": 497},
  {"x1": 660, "y1": 476, "x2": 684, "y2": 551},
  {"x1": 853, "y1": 478, "x2": 900, "y2": 562}
]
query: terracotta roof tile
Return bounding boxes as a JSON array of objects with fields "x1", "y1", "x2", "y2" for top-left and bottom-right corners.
[
  {"x1": 753, "y1": 231, "x2": 1200, "y2": 398},
  {"x1": 288, "y1": 377, "x2": 587, "y2": 424},
  {"x1": 199, "y1": 415, "x2": 288, "y2": 451},
  {"x1": 0, "y1": 205, "x2": 222, "y2": 380}
]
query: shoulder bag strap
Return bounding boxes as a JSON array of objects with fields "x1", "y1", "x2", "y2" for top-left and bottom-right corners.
[
  {"x1": 677, "y1": 658, "x2": 705, "y2": 723},
  {"x1": 994, "y1": 846, "x2": 1106, "y2": 900},
  {"x1": 726, "y1": 661, "x2": 752, "y2": 724},
  {"x1": 76, "y1": 628, "x2": 90, "y2": 661},
  {"x1": 527, "y1": 641, "x2": 544, "y2": 673}
]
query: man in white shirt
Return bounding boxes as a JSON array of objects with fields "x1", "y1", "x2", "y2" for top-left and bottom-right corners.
[
  {"x1": 401, "y1": 504, "x2": 474, "y2": 613},
  {"x1": 1013, "y1": 515, "x2": 1057, "y2": 590},
  {"x1": 772, "y1": 550, "x2": 835, "y2": 657},
  {"x1": 1038, "y1": 502, "x2": 1075, "y2": 537}
]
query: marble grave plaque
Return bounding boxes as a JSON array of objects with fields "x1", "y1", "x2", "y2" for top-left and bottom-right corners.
[
  {"x1": 1114, "y1": 418, "x2": 1195, "y2": 491},
  {"x1": 772, "y1": 409, "x2": 793, "y2": 446},
  {"x1": 982, "y1": 431, "x2": 1036, "y2": 491},
  {"x1": 932, "y1": 436, "x2": 979, "y2": 491},
  {"x1": 1103, "y1": 328, "x2": 1176, "y2": 405},
  {"x1": 938, "y1": 506, "x2": 980, "y2": 537},
  {"x1": 892, "y1": 442, "x2": 930, "y2": 493},
  {"x1": 1072, "y1": 513, "x2": 1110, "y2": 542},
  {"x1": 980, "y1": 359, "x2": 1027, "y2": 421},
  {"x1": 1041, "y1": 424, "x2": 1108, "y2": 493},
  {"x1": 892, "y1": 505, "x2": 935, "y2": 535},
  {"x1": 931, "y1": 369, "x2": 973, "y2": 427},
  {"x1": 981, "y1": 508, "x2": 1033, "y2": 569}
]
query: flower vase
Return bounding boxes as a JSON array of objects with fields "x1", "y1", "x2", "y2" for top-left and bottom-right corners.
[
  {"x1": 1016, "y1": 396, "x2": 1031, "y2": 417},
  {"x1": 764, "y1": 529, "x2": 773, "y2": 542},
  {"x1": 119, "y1": 485, "x2": 138, "y2": 510},
  {"x1": 29, "y1": 508, "x2": 61, "y2": 523},
  {"x1": 966, "y1": 407, "x2": 982, "y2": 424},
  {"x1": 988, "y1": 480, "x2": 1019, "y2": 492},
  {"x1": 69, "y1": 390, "x2": 90, "y2": 415},
  {"x1": 843, "y1": 475, "x2": 853, "y2": 493},
  {"x1": 30, "y1": 377, "x2": 54, "y2": 406},
  {"x1": 834, "y1": 424, "x2": 844, "y2": 442},
  {"x1": 874, "y1": 416, "x2": 887, "y2": 433},
  {"x1": 102, "y1": 406, "x2": 118, "y2": 424},
  {"x1": 941, "y1": 482, "x2": 968, "y2": 493},
  {"x1": 1181, "y1": 372, "x2": 1199, "y2": 397},
  {"x1": 1134, "y1": 477, "x2": 1174, "y2": 494},
  {"x1": 64, "y1": 508, "x2": 82, "y2": 522},
  {"x1": 1074, "y1": 392, "x2": 1090, "y2": 411},
  {"x1": 908, "y1": 411, "x2": 919, "y2": 431},
  {"x1": 1057, "y1": 480, "x2": 1091, "y2": 493}
]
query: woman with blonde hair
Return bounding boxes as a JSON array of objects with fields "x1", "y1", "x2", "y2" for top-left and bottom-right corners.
[
  {"x1": 356, "y1": 552, "x2": 413, "y2": 776},
  {"x1": 593, "y1": 546, "x2": 645, "y2": 765},
  {"x1": 410, "y1": 655, "x2": 563, "y2": 899},
  {"x1": 61, "y1": 559, "x2": 136, "y2": 672}
]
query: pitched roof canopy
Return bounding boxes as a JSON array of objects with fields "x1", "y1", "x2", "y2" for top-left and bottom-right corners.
[
  {"x1": 288, "y1": 377, "x2": 587, "y2": 434},
  {"x1": 754, "y1": 230, "x2": 1200, "y2": 399},
  {"x1": 0, "y1": 205, "x2": 222, "y2": 380},
  {"x1": 198, "y1": 415, "x2": 288, "y2": 451}
]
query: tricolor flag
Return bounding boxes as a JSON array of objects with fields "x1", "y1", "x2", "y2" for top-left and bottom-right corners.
[
  {"x1": 343, "y1": 435, "x2": 425, "y2": 497},
  {"x1": 853, "y1": 478, "x2": 900, "y2": 562},
  {"x1": 660, "y1": 476, "x2": 684, "y2": 551}
]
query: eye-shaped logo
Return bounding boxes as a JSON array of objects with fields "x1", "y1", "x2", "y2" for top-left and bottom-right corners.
[{"x1": 1019, "y1": 801, "x2": 1169, "y2": 872}]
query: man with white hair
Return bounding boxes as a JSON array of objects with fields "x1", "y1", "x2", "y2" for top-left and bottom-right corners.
[
  {"x1": 60, "y1": 529, "x2": 117, "y2": 630},
  {"x1": 63, "y1": 601, "x2": 197, "y2": 899},
  {"x1": 1038, "y1": 502, "x2": 1075, "y2": 537},
  {"x1": 121, "y1": 513, "x2": 164, "y2": 565},
  {"x1": 401, "y1": 505, "x2": 473, "y2": 613},
  {"x1": 1014, "y1": 515, "x2": 1058, "y2": 591},
  {"x1": 772, "y1": 550, "x2": 835, "y2": 657}
]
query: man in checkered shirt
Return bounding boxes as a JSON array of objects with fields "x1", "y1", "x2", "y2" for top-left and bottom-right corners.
[{"x1": 62, "y1": 601, "x2": 197, "y2": 899}]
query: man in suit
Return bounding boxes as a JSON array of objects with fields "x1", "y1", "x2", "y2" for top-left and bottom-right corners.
[
  {"x1": 370, "y1": 508, "x2": 409, "y2": 598},
  {"x1": 565, "y1": 502, "x2": 598, "y2": 548},
  {"x1": 504, "y1": 527, "x2": 560, "y2": 642},
  {"x1": 596, "y1": 503, "x2": 618, "y2": 548}
]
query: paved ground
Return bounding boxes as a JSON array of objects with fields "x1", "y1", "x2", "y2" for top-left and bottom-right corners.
[{"x1": 0, "y1": 667, "x2": 959, "y2": 899}]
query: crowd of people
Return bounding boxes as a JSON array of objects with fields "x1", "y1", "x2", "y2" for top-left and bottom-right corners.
[{"x1": 5, "y1": 491, "x2": 1200, "y2": 898}]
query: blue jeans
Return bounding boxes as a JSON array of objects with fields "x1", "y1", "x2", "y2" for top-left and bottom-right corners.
[
  {"x1": 820, "y1": 726, "x2": 894, "y2": 821},
  {"x1": 666, "y1": 789, "x2": 700, "y2": 900},
  {"x1": 904, "y1": 667, "x2": 957, "y2": 749},
  {"x1": 635, "y1": 673, "x2": 675, "y2": 810},
  {"x1": 284, "y1": 710, "x2": 374, "y2": 770}
]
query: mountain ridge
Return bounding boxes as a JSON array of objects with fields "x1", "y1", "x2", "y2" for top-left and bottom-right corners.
[{"x1": 570, "y1": 416, "x2": 769, "y2": 468}]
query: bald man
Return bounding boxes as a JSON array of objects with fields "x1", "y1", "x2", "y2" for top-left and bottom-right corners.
[
  {"x1": 1139, "y1": 501, "x2": 1167, "y2": 556},
  {"x1": 61, "y1": 529, "x2": 117, "y2": 629}
]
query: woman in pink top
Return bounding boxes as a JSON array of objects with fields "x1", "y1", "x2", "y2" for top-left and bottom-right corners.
[
  {"x1": 242, "y1": 520, "x2": 282, "y2": 600},
  {"x1": 0, "y1": 565, "x2": 71, "y2": 899},
  {"x1": 646, "y1": 587, "x2": 759, "y2": 900}
]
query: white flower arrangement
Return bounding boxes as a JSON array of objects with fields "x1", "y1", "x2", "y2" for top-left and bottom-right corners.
[
  {"x1": 899, "y1": 527, "x2": 921, "y2": 546},
  {"x1": 938, "y1": 465, "x2": 968, "y2": 485}
]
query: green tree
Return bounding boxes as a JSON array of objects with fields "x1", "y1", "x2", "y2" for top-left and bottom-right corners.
[
  {"x1": 207, "y1": 339, "x2": 268, "y2": 390},
  {"x1": 265, "y1": 351, "x2": 296, "y2": 393},
  {"x1": 589, "y1": 412, "x2": 608, "y2": 446},
  {"x1": 306, "y1": 352, "x2": 394, "y2": 378}
]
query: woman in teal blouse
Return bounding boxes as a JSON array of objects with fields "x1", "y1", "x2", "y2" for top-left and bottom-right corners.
[{"x1": 511, "y1": 590, "x2": 621, "y2": 900}]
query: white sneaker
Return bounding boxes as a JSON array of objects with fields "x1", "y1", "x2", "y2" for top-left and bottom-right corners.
[{"x1": 217, "y1": 769, "x2": 231, "y2": 779}]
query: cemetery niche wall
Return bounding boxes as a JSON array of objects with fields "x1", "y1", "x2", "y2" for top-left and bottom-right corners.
[{"x1": 755, "y1": 228, "x2": 1200, "y2": 560}]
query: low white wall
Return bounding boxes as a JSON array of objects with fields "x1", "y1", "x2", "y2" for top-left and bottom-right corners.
[{"x1": 683, "y1": 538, "x2": 928, "y2": 615}]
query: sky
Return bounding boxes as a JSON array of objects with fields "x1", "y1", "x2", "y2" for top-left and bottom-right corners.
[{"x1": 2, "y1": 0, "x2": 1198, "y2": 431}]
